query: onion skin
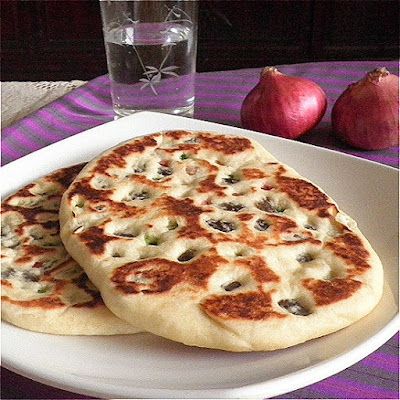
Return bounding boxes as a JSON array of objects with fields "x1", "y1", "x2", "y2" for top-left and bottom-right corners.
[
  {"x1": 332, "y1": 67, "x2": 399, "y2": 150},
  {"x1": 240, "y1": 67, "x2": 327, "y2": 139}
]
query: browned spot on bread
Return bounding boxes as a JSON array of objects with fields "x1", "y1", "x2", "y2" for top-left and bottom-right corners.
[
  {"x1": 48, "y1": 163, "x2": 86, "y2": 188},
  {"x1": 11, "y1": 183, "x2": 36, "y2": 198},
  {"x1": 277, "y1": 238, "x2": 322, "y2": 247},
  {"x1": 197, "y1": 175, "x2": 225, "y2": 196},
  {"x1": 13, "y1": 220, "x2": 60, "y2": 238},
  {"x1": 158, "y1": 196, "x2": 205, "y2": 218},
  {"x1": 68, "y1": 178, "x2": 112, "y2": 201},
  {"x1": 73, "y1": 274, "x2": 103, "y2": 307},
  {"x1": 79, "y1": 226, "x2": 117, "y2": 255},
  {"x1": 178, "y1": 225, "x2": 213, "y2": 240},
  {"x1": 164, "y1": 130, "x2": 191, "y2": 141},
  {"x1": 262, "y1": 183, "x2": 274, "y2": 191},
  {"x1": 326, "y1": 233, "x2": 371, "y2": 274},
  {"x1": 238, "y1": 213, "x2": 253, "y2": 222},
  {"x1": 198, "y1": 134, "x2": 253, "y2": 154},
  {"x1": 95, "y1": 136, "x2": 158, "y2": 175},
  {"x1": 1, "y1": 204, "x2": 59, "y2": 224},
  {"x1": 1, "y1": 295, "x2": 65, "y2": 309},
  {"x1": 112, "y1": 259, "x2": 183, "y2": 294},
  {"x1": 197, "y1": 159, "x2": 219, "y2": 173},
  {"x1": 16, "y1": 245, "x2": 56, "y2": 263},
  {"x1": 107, "y1": 202, "x2": 148, "y2": 219},
  {"x1": 202, "y1": 291, "x2": 285, "y2": 320},
  {"x1": 268, "y1": 215, "x2": 298, "y2": 233},
  {"x1": 1, "y1": 280, "x2": 12, "y2": 288},
  {"x1": 242, "y1": 168, "x2": 266, "y2": 180},
  {"x1": 278, "y1": 176, "x2": 335, "y2": 216},
  {"x1": 158, "y1": 143, "x2": 199, "y2": 154},
  {"x1": 69, "y1": 179, "x2": 151, "y2": 219},
  {"x1": 303, "y1": 278, "x2": 362, "y2": 305},
  {"x1": 42, "y1": 220, "x2": 59, "y2": 231},
  {"x1": 127, "y1": 174, "x2": 171, "y2": 189},
  {"x1": 112, "y1": 251, "x2": 227, "y2": 294},
  {"x1": 237, "y1": 256, "x2": 280, "y2": 284},
  {"x1": 239, "y1": 234, "x2": 269, "y2": 250},
  {"x1": 152, "y1": 196, "x2": 213, "y2": 240}
]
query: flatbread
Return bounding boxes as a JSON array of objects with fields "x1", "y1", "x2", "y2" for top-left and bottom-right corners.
[
  {"x1": 1, "y1": 164, "x2": 140, "y2": 335},
  {"x1": 60, "y1": 130, "x2": 383, "y2": 351}
]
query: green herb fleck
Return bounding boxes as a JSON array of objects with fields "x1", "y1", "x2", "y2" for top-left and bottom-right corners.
[
  {"x1": 223, "y1": 174, "x2": 240, "y2": 184},
  {"x1": 145, "y1": 234, "x2": 160, "y2": 246},
  {"x1": 167, "y1": 220, "x2": 178, "y2": 230},
  {"x1": 75, "y1": 200, "x2": 84, "y2": 208},
  {"x1": 37, "y1": 286, "x2": 50, "y2": 294},
  {"x1": 180, "y1": 153, "x2": 189, "y2": 160}
]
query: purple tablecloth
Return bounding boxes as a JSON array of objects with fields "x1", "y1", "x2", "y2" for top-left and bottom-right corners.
[{"x1": 1, "y1": 61, "x2": 399, "y2": 399}]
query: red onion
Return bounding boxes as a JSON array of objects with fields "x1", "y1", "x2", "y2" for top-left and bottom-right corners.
[
  {"x1": 332, "y1": 67, "x2": 399, "y2": 150},
  {"x1": 240, "y1": 67, "x2": 327, "y2": 139}
]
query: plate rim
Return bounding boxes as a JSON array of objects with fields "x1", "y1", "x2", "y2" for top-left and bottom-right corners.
[{"x1": 1, "y1": 316, "x2": 399, "y2": 398}]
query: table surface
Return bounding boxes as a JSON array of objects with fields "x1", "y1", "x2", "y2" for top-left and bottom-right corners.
[{"x1": 1, "y1": 60, "x2": 399, "y2": 399}]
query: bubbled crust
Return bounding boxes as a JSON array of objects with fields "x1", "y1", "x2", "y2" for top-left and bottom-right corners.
[
  {"x1": 60, "y1": 130, "x2": 384, "y2": 351},
  {"x1": 1, "y1": 165, "x2": 140, "y2": 335}
]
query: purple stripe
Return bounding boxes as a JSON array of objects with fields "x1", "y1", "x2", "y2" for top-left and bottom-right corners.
[
  {"x1": 3, "y1": 130, "x2": 40, "y2": 152},
  {"x1": 38, "y1": 108, "x2": 106, "y2": 137},
  {"x1": 85, "y1": 83, "x2": 112, "y2": 98},
  {"x1": 312, "y1": 376, "x2": 399, "y2": 399},
  {"x1": 344, "y1": 152, "x2": 399, "y2": 166},
  {"x1": 37, "y1": 107, "x2": 81, "y2": 128},
  {"x1": 52, "y1": 101, "x2": 111, "y2": 124},
  {"x1": 31, "y1": 112, "x2": 77, "y2": 136},
  {"x1": 36, "y1": 109, "x2": 88, "y2": 133},
  {"x1": 195, "y1": 86, "x2": 344, "y2": 99},
  {"x1": 69, "y1": 91, "x2": 113, "y2": 112},
  {"x1": 1, "y1": 142, "x2": 22, "y2": 161},
  {"x1": 194, "y1": 88, "x2": 340, "y2": 104},
  {"x1": 74, "y1": 88, "x2": 113, "y2": 106},
  {"x1": 361, "y1": 352, "x2": 400, "y2": 374},
  {"x1": 21, "y1": 118, "x2": 68, "y2": 142},
  {"x1": 195, "y1": 74, "x2": 257, "y2": 82},
  {"x1": 196, "y1": 111, "x2": 239, "y2": 123},
  {"x1": 83, "y1": 84, "x2": 113, "y2": 100},
  {"x1": 195, "y1": 82, "x2": 256, "y2": 91},
  {"x1": 6, "y1": 128, "x2": 43, "y2": 152},
  {"x1": 196, "y1": 74, "x2": 358, "y2": 86},
  {"x1": 50, "y1": 103, "x2": 110, "y2": 128},
  {"x1": 196, "y1": 99, "x2": 243, "y2": 109},
  {"x1": 195, "y1": 91, "x2": 249, "y2": 100}
]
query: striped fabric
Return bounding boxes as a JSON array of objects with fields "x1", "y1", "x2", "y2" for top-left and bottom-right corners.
[{"x1": 1, "y1": 61, "x2": 399, "y2": 399}]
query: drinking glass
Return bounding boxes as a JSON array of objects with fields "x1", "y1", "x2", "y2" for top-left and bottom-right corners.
[{"x1": 100, "y1": 0, "x2": 198, "y2": 117}]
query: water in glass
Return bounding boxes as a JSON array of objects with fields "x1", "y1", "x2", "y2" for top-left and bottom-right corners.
[{"x1": 104, "y1": 21, "x2": 195, "y2": 116}]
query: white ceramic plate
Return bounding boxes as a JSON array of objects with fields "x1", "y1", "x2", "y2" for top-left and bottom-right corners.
[{"x1": 1, "y1": 112, "x2": 398, "y2": 399}]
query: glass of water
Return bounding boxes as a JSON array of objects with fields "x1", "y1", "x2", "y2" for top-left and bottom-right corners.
[{"x1": 100, "y1": 0, "x2": 198, "y2": 117}]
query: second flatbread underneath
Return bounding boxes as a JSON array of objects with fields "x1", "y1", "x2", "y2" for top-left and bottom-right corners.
[{"x1": 1, "y1": 164, "x2": 141, "y2": 335}]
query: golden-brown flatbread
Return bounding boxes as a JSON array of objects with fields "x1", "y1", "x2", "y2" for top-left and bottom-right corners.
[
  {"x1": 1, "y1": 165, "x2": 140, "y2": 335},
  {"x1": 60, "y1": 131, "x2": 383, "y2": 350}
]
